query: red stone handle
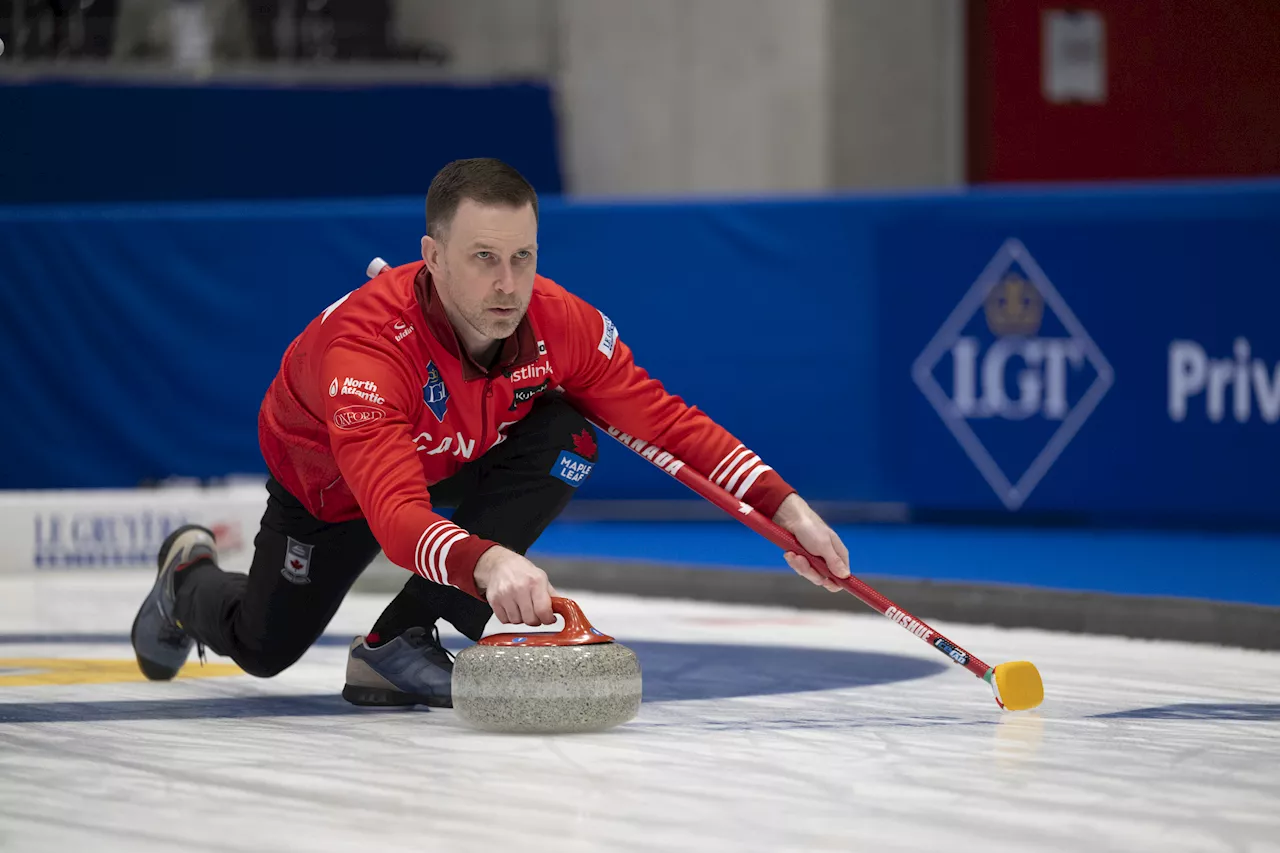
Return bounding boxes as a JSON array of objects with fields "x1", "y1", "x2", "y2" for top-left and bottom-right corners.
[{"x1": 478, "y1": 597, "x2": 615, "y2": 647}]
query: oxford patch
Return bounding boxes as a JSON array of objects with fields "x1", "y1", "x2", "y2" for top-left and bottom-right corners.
[{"x1": 332, "y1": 405, "x2": 385, "y2": 431}]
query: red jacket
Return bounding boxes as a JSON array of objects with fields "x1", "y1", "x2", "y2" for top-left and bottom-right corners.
[{"x1": 258, "y1": 261, "x2": 795, "y2": 598}]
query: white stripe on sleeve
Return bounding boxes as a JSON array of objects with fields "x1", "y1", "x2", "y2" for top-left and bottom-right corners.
[
  {"x1": 715, "y1": 449, "x2": 754, "y2": 486},
  {"x1": 425, "y1": 524, "x2": 463, "y2": 582},
  {"x1": 433, "y1": 530, "x2": 469, "y2": 587},
  {"x1": 710, "y1": 444, "x2": 745, "y2": 482},
  {"x1": 725, "y1": 455, "x2": 761, "y2": 493},
  {"x1": 416, "y1": 520, "x2": 452, "y2": 582},
  {"x1": 734, "y1": 464, "x2": 773, "y2": 500}
]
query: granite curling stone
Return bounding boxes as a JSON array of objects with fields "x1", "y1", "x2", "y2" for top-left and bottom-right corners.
[{"x1": 451, "y1": 597, "x2": 642, "y2": 734}]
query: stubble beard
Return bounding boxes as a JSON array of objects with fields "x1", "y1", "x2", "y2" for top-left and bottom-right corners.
[{"x1": 463, "y1": 302, "x2": 525, "y2": 340}]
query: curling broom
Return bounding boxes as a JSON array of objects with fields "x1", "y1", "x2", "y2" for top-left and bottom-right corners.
[{"x1": 591, "y1": 420, "x2": 1044, "y2": 711}]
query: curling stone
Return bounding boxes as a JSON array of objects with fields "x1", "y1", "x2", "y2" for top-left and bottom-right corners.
[{"x1": 451, "y1": 597, "x2": 642, "y2": 734}]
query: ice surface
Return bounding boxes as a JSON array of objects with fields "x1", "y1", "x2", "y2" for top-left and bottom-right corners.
[{"x1": 1, "y1": 571, "x2": 1277, "y2": 853}]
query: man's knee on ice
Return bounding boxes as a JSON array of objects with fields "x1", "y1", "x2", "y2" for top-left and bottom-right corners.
[{"x1": 234, "y1": 642, "x2": 310, "y2": 678}]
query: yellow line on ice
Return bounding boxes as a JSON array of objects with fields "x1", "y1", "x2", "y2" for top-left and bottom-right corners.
[{"x1": 0, "y1": 658, "x2": 242, "y2": 687}]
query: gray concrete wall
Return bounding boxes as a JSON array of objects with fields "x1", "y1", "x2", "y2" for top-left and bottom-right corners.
[
  {"x1": 554, "y1": 0, "x2": 831, "y2": 196},
  {"x1": 389, "y1": 0, "x2": 964, "y2": 195},
  {"x1": 393, "y1": 0, "x2": 556, "y2": 78},
  {"x1": 827, "y1": 0, "x2": 965, "y2": 190}
]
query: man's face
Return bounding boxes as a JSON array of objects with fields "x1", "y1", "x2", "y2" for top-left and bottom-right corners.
[{"x1": 422, "y1": 199, "x2": 537, "y2": 345}]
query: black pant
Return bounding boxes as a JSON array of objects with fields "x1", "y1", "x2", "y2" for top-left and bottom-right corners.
[{"x1": 173, "y1": 395, "x2": 596, "y2": 678}]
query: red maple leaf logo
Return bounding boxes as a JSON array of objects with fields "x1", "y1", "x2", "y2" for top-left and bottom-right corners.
[
  {"x1": 572, "y1": 429, "x2": 597, "y2": 460},
  {"x1": 290, "y1": 559, "x2": 304, "y2": 570}
]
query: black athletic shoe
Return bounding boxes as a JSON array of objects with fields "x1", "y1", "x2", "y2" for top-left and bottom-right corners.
[
  {"x1": 342, "y1": 626, "x2": 455, "y2": 708},
  {"x1": 130, "y1": 524, "x2": 215, "y2": 680}
]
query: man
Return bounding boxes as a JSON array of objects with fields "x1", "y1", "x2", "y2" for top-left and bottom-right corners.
[{"x1": 131, "y1": 158, "x2": 852, "y2": 707}]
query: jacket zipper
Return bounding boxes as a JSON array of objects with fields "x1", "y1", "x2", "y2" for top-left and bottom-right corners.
[{"x1": 482, "y1": 378, "x2": 493, "y2": 451}]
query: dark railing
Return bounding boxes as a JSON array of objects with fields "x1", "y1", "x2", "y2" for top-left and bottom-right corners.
[{"x1": 0, "y1": 0, "x2": 450, "y2": 66}]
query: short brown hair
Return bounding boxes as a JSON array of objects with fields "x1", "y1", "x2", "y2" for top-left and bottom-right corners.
[{"x1": 425, "y1": 158, "x2": 538, "y2": 240}]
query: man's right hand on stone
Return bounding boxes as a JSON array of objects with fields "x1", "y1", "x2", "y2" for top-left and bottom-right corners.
[{"x1": 473, "y1": 547, "x2": 558, "y2": 627}]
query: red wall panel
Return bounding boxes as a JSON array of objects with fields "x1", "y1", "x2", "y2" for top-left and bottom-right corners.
[{"x1": 968, "y1": 1, "x2": 1280, "y2": 182}]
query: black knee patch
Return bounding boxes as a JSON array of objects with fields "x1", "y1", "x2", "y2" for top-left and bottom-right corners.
[
  {"x1": 235, "y1": 644, "x2": 308, "y2": 679},
  {"x1": 529, "y1": 396, "x2": 599, "y2": 462}
]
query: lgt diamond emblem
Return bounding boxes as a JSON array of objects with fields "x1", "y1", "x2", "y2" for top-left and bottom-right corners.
[{"x1": 911, "y1": 239, "x2": 1114, "y2": 510}]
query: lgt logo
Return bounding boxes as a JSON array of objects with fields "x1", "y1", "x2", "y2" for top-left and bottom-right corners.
[{"x1": 911, "y1": 239, "x2": 1114, "y2": 510}]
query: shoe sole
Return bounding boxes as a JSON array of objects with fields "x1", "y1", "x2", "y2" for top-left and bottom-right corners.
[
  {"x1": 131, "y1": 524, "x2": 215, "y2": 681},
  {"x1": 341, "y1": 684, "x2": 452, "y2": 709}
]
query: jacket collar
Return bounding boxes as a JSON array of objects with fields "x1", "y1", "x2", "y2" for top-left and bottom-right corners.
[{"x1": 414, "y1": 264, "x2": 538, "y2": 381}]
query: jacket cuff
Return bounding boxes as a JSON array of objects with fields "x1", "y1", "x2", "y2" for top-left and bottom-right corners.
[
  {"x1": 442, "y1": 535, "x2": 500, "y2": 600},
  {"x1": 744, "y1": 470, "x2": 797, "y2": 521}
]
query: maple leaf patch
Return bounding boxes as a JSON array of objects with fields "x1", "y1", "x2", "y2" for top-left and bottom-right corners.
[{"x1": 572, "y1": 429, "x2": 597, "y2": 460}]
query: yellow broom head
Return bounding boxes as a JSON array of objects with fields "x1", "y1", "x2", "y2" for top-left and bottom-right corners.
[{"x1": 991, "y1": 661, "x2": 1044, "y2": 711}]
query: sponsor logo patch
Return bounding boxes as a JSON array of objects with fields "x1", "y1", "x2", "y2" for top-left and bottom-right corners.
[
  {"x1": 597, "y1": 311, "x2": 618, "y2": 359},
  {"x1": 506, "y1": 362, "x2": 553, "y2": 383},
  {"x1": 509, "y1": 378, "x2": 551, "y2": 410},
  {"x1": 339, "y1": 377, "x2": 385, "y2": 404},
  {"x1": 423, "y1": 360, "x2": 450, "y2": 423},
  {"x1": 932, "y1": 636, "x2": 970, "y2": 665},
  {"x1": 333, "y1": 405, "x2": 385, "y2": 430},
  {"x1": 281, "y1": 537, "x2": 313, "y2": 584},
  {"x1": 393, "y1": 320, "x2": 415, "y2": 343},
  {"x1": 552, "y1": 450, "x2": 594, "y2": 487}
]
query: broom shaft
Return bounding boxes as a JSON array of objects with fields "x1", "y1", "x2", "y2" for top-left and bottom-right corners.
[{"x1": 592, "y1": 421, "x2": 993, "y2": 680}]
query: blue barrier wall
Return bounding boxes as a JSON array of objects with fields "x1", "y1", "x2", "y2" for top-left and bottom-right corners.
[
  {"x1": 3, "y1": 180, "x2": 1279, "y2": 526},
  {"x1": 0, "y1": 80, "x2": 563, "y2": 203}
]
